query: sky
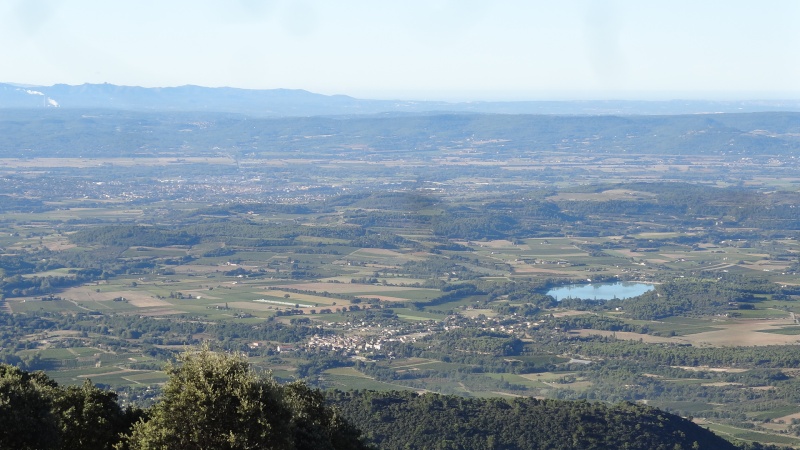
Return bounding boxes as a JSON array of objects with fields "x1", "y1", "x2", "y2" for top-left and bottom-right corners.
[{"x1": 2, "y1": 0, "x2": 799, "y2": 101}]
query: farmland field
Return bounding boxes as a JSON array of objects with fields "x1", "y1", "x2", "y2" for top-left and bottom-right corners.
[{"x1": 2, "y1": 110, "x2": 800, "y2": 447}]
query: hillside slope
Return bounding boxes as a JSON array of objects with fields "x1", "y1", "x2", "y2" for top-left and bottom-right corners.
[{"x1": 330, "y1": 390, "x2": 740, "y2": 450}]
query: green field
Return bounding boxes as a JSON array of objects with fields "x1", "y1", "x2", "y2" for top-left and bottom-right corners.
[
  {"x1": 704, "y1": 422, "x2": 800, "y2": 446},
  {"x1": 2, "y1": 148, "x2": 800, "y2": 449},
  {"x1": 758, "y1": 327, "x2": 800, "y2": 335},
  {"x1": 323, "y1": 368, "x2": 416, "y2": 391}
]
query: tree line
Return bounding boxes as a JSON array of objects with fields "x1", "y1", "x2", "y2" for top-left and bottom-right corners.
[
  {"x1": 4, "y1": 348, "x2": 779, "y2": 450},
  {"x1": 329, "y1": 389, "x2": 754, "y2": 450},
  {"x1": 0, "y1": 349, "x2": 369, "y2": 450}
]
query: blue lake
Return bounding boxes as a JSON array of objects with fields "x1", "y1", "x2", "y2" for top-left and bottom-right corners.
[{"x1": 546, "y1": 282, "x2": 654, "y2": 301}]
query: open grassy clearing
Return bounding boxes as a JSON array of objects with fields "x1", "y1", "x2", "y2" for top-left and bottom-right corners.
[
  {"x1": 8, "y1": 298, "x2": 87, "y2": 314},
  {"x1": 611, "y1": 317, "x2": 800, "y2": 347},
  {"x1": 627, "y1": 316, "x2": 726, "y2": 336},
  {"x1": 256, "y1": 290, "x2": 339, "y2": 306},
  {"x1": 324, "y1": 374, "x2": 417, "y2": 391},
  {"x1": 386, "y1": 358, "x2": 438, "y2": 369},
  {"x1": 121, "y1": 247, "x2": 188, "y2": 258},
  {"x1": 571, "y1": 329, "x2": 686, "y2": 344},
  {"x1": 60, "y1": 285, "x2": 172, "y2": 307},
  {"x1": 418, "y1": 295, "x2": 489, "y2": 312},
  {"x1": 221, "y1": 301, "x2": 282, "y2": 313},
  {"x1": 65, "y1": 347, "x2": 106, "y2": 357},
  {"x1": 271, "y1": 282, "x2": 434, "y2": 295},
  {"x1": 391, "y1": 360, "x2": 469, "y2": 373},
  {"x1": 700, "y1": 421, "x2": 800, "y2": 447},
  {"x1": 650, "y1": 401, "x2": 716, "y2": 415},
  {"x1": 547, "y1": 189, "x2": 657, "y2": 202},
  {"x1": 19, "y1": 348, "x2": 85, "y2": 360},
  {"x1": 48, "y1": 365, "x2": 166, "y2": 387},
  {"x1": 485, "y1": 372, "x2": 591, "y2": 391},
  {"x1": 407, "y1": 378, "x2": 468, "y2": 394},
  {"x1": 78, "y1": 370, "x2": 167, "y2": 387},
  {"x1": 681, "y1": 314, "x2": 800, "y2": 346},
  {"x1": 759, "y1": 326, "x2": 800, "y2": 335},
  {"x1": 21, "y1": 268, "x2": 75, "y2": 278},
  {"x1": 121, "y1": 372, "x2": 169, "y2": 383},
  {"x1": 749, "y1": 406, "x2": 800, "y2": 421},
  {"x1": 518, "y1": 372, "x2": 578, "y2": 383},
  {"x1": 733, "y1": 307, "x2": 799, "y2": 319},
  {"x1": 322, "y1": 368, "x2": 418, "y2": 391},
  {"x1": 325, "y1": 367, "x2": 371, "y2": 378},
  {"x1": 460, "y1": 308, "x2": 497, "y2": 318},
  {"x1": 394, "y1": 308, "x2": 444, "y2": 321}
]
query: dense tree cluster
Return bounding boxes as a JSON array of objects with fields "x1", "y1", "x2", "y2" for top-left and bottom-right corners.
[
  {"x1": 121, "y1": 349, "x2": 368, "y2": 450},
  {"x1": 70, "y1": 225, "x2": 199, "y2": 248},
  {"x1": 0, "y1": 269, "x2": 99, "y2": 298},
  {"x1": 0, "y1": 364, "x2": 138, "y2": 450},
  {"x1": 4, "y1": 351, "x2": 772, "y2": 450},
  {"x1": 622, "y1": 279, "x2": 753, "y2": 320},
  {"x1": 330, "y1": 390, "x2": 739, "y2": 450},
  {"x1": 1, "y1": 350, "x2": 369, "y2": 450},
  {"x1": 0, "y1": 311, "x2": 330, "y2": 371},
  {"x1": 538, "y1": 334, "x2": 800, "y2": 369}
]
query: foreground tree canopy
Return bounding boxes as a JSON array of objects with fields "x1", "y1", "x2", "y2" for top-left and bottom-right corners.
[
  {"x1": 0, "y1": 349, "x2": 368, "y2": 450},
  {"x1": 121, "y1": 348, "x2": 368, "y2": 450},
  {"x1": 0, "y1": 349, "x2": 779, "y2": 450},
  {"x1": 0, "y1": 364, "x2": 136, "y2": 450}
]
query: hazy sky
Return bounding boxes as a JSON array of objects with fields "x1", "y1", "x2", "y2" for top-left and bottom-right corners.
[{"x1": 2, "y1": 0, "x2": 799, "y2": 101}]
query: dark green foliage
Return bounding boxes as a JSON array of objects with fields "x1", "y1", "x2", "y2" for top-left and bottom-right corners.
[
  {"x1": 0, "y1": 364, "x2": 135, "y2": 450},
  {"x1": 330, "y1": 390, "x2": 737, "y2": 450},
  {"x1": 56, "y1": 380, "x2": 140, "y2": 450},
  {"x1": 201, "y1": 247, "x2": 236, "y2": 257},
  {"x1": 1, "y1": 352, "x2": 369, "y2": 450},
  {"x1": 623, "y1": 279, "x2": 749, "y2": 320},
  {"x1": 284, "y1": 382, "x2": 370, "y2": 450},
  {"x1": 550, "y1": 315, "x2": 644, "y2": 333},
  {"x1": 433, "y1": 209, "x2": 521, "y2": 240},
  {"x1": 0, "y1": 194, "x2": 48, "y2": 212},
  {"x1": 0, "y1": 254, "x2": 37, "y2": 274},
  {"x1": 0, "y1": 311, "x2": 331, "y2": 370},
  {"x1": 0, "y1": 364, "x2": 61, "y2": 450},
  {"x1": 380, "y1": 327, "x2": 558, "y2": 375},
  {"x1": 413, "y1": 283, "x2": 484, "y2": 308},
  {"x1": 543, "y1": 335, "x2": 800, "y2": 369},
  {"x1": 340, "y1": 192, "x2": 437, "y2": 211},
  {"x1": 348, "y1": 231, "x2": 414, "y2": 250},
  {"x1": 419, "y1": 328, "x2": 525, "y2": 357},
  {"x1": 70, "y1": 225, "x2": 198, "y2": 248},
  {"x1": 0, "y1": 349, "x2": 759, "y2": 450},
  {"x1": 120, "y1": 348, "x2": 370, "y2": 450},
  {"x1": 1, "y1": 272, "x2": 85, "y2": 298},
  {"x1": 401, "y1": 259, "x2": 481, "y2": 282}
]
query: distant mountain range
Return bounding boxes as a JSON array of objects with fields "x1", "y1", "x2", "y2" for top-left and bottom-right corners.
[{"x1": 2, "y1": 82, "x2": 800, "y2": 117}]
